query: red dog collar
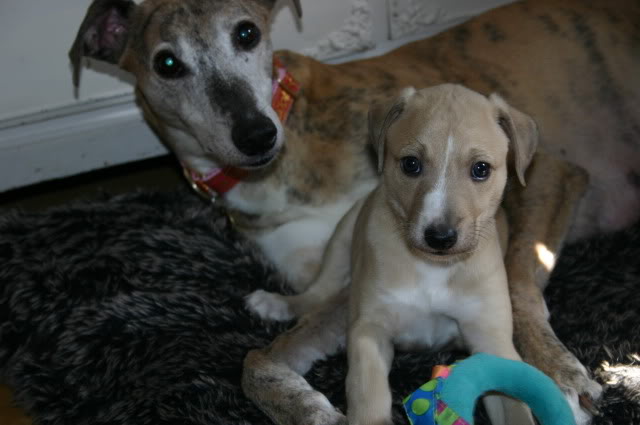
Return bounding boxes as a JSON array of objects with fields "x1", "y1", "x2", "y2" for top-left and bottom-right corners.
[
  {"x1": 183, "y1": 57, "x2": 299, "y2": 200},
  {"x1": 183, "y1": 166, "x2": 249, "y2": 201},
  {"x1": 272, "y1": 57, "x2": 300, "y2": 123}
]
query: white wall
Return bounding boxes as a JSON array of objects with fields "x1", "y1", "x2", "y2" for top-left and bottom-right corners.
[
  {"x1": 0, "y1": 0, "x2": 380, "y2": 122},
  {"x1": 0, "y1": 0, "x2": 514, "y2": 192}
]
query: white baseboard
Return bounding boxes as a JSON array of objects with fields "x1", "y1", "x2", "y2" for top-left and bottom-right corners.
[
  {"x1": 0, "y1": 96, "x2": 167, "y2": 193},
  {"x1": 0, "y1": 19, "x2": 467, "y2": 195}
]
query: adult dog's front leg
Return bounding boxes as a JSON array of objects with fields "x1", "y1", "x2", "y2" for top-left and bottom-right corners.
[
  {"x1": 246, "y1": 198, "x2": 365, "y2": 321},
  {"x1": 242, "y1": 290, "x2": 349, "y2": 425},
  {"x1": 503, "y1": 152, "x2": 602, "y2": 424}
]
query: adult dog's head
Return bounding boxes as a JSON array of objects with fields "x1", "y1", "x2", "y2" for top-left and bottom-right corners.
[{"x1": 70, "y1": 0, "x2": 301, "y2": 172}]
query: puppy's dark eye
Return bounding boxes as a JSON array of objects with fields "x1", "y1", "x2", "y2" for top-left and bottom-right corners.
[
  {"x1": 153, "y1": 51, "x2": 187, "y2": 79},
  {"x1": 235, "y1": 21, "x2": 261, "y2": 50},
  {"x1": 471, "y1": 161, "x2": 491, "y2": 181},
  {"x1": 401, "y1": 156, "x2": 422, "y2": 177}
]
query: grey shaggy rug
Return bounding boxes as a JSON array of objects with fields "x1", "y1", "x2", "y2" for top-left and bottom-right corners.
[{"x1": 1, "y1": 189, "x2": 639, "y2": 425}]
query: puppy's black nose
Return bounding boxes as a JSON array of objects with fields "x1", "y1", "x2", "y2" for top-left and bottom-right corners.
[
  {"x1": 232, "y1": 115, "x2": 277, "y2": 157},
  {"x1": 424, "y1": 225, "x2": 458, "y2": 251}
]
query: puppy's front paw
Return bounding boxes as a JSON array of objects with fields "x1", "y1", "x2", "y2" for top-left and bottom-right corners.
[{"x1": 245, "y1": 290, "x2": 295, "y2": 321}]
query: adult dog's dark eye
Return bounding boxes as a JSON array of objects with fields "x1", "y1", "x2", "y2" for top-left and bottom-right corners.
[
  {"x1": 401, "y1": 156, "x2": 422, "y2": 177},
  {"x1": 235, "y1": 21, "x2": 261, "y2": 50},
  {"x1": 471, "y1": 161, "x2": 491, "y2": 181},
  {"x1": 153, "y1": 51, "x2": 187, "y2": 79}
]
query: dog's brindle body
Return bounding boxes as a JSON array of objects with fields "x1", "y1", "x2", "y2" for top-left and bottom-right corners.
[{"x1": 71, "y1": 0, "x2": 640, "y2": 424}]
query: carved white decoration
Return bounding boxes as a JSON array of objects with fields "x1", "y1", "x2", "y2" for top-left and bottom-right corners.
[
  {"x1": 301, "y1": 0, "x2": 374, "y2": 60},
  {"x1": 388, "y1": 0, "x2": 516, "y2": 40},
  {"x1": 389, "y1": 0, "x2": 447, "y2": 40}
]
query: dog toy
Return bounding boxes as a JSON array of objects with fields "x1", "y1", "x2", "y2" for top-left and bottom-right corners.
[{"x1": 403, "y1": 353, "x2": 576, "y2": 425}]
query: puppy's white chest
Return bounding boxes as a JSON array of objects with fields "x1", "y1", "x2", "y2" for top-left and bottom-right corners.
[
  {"x1": 388, "y1": 262, "x2": 462, "y2": 350},
  {"x1": 400, "y1": 262, "x2": 455, "y2": 311}
]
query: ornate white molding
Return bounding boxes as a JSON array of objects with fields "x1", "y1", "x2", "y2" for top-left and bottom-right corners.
[
  {"x1": 388, "y1": 0, "x2": 447, "y2": 40},
  {"x1": 389, "y1": 0, "x2": 515, "y2": 40},
  {"x1": 302, "y1": 0, "x2": 374, "y2": 60}
]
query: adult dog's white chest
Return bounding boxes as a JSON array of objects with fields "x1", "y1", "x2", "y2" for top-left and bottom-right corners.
[{"x1": 228, "y1": 178, "x2": 377, "y2": 290}]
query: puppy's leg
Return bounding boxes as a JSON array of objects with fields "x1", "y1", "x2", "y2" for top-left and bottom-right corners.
[
  {"x1": 346, "y1": 321, "x2": 394, "y2": 425},
  {"x1": 242, "y1": 290, "x2": 349, "y2": 425},
  {"x1": 503, "y1": 152, "x2": 601, "y2": 423},
  {"x1": 246, "y1": 198, "x2": 364, "y2": 321},
  {"x1": 460, "y1": 306, "x2": 535, "y2": 425}
]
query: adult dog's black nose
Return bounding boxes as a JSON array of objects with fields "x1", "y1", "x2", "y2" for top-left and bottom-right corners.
[
  {"x1": 232, "y1": 115, "x2": 277, "y2": 157},
  {"x1": 424, "y1": 225, "x2": 458, "y2": 251}
]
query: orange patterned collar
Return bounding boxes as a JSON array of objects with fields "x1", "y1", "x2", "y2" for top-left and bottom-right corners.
[{"x1": 271, "y1": 57, "x2": 300, "y2": 123}]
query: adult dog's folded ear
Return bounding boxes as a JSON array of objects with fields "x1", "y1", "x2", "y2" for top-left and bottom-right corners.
[
  {"x1": 490, "y1": 93, "x2": 539, "y2": 186},
  {"x1": 265, "y1": 0, "x2": 302, "y2": 18},
  {"x1": 68, "y1": 0, "x2": 137, "y2": 87},
  {"x1": 290, "y1": 0, "x2": 303, "y2": 18},
  {"x1": 368, "y1": 86, "x2": 416, "y2": 173}
]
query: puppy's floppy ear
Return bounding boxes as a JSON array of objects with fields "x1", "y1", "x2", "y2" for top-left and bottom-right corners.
[
  {"x1": 490, "y1": 93, "x2": 538, "y2": 186},
  {"x1": 69, "y1": 0, "x2": 137, "y2": 87},
  {"x1": 368, "y1": 87, "x2": 416, "y2": 173}
]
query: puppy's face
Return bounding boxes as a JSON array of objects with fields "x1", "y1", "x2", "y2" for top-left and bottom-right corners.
[{"x1": 371, "y1": 85, "x2": 536, "y2": 261}]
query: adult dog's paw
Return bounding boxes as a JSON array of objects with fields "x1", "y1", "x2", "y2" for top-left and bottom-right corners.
[
  {"x1": 303, "y1": 394, "x2": 347, "y2": 425},
  {"x1": 552, "y1": 353, "x2": 603, "y2": 425},
  {"x1": 516, "y1": 322, "x2": 603, "y2": 425},
  {"x1": 563, "y1": 387, "x2": 599, "y2": 425},
  {"x1": 245, "y1": 290, "x2": 295, "y2": 321}
]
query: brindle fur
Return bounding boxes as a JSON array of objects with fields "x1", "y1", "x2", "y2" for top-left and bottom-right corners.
[
  {"x1": 243, "y1": 1, "x2": 638, "y2": 423},
  {"x1": 271, "y1": 2, "x2": 640, "y2": 235},
  {"x1": 70, "y1": 0, "x2": 640, "y2": 424}
]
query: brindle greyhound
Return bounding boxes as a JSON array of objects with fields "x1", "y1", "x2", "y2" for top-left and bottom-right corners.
[{"x1": 70, "y1": 0, "x2": 640, "y2": 424}]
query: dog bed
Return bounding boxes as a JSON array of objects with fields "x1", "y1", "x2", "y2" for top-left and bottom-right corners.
[{"x1": 1, "y1": 188, "x2": 639, "y2": 424}]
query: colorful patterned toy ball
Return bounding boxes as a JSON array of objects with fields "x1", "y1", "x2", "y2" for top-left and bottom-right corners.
[{"x1": 403, "y1": 353, "x2": 577, "y2": 425}]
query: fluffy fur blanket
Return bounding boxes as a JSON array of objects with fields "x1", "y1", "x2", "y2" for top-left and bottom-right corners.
[{"x1": 1, "y1": 189, "x2": 639, "y2": 424}]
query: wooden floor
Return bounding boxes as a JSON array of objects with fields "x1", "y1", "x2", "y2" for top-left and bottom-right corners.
[
  {"x1": 0, "y1": 386, "x2": 30, "y2": 425},
  {"x1": 1, "y1": 155, "x2": 183, "y2": 211},
  {"x1": 0, "y1": 155, "x2": 184, "y2": 421}
]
